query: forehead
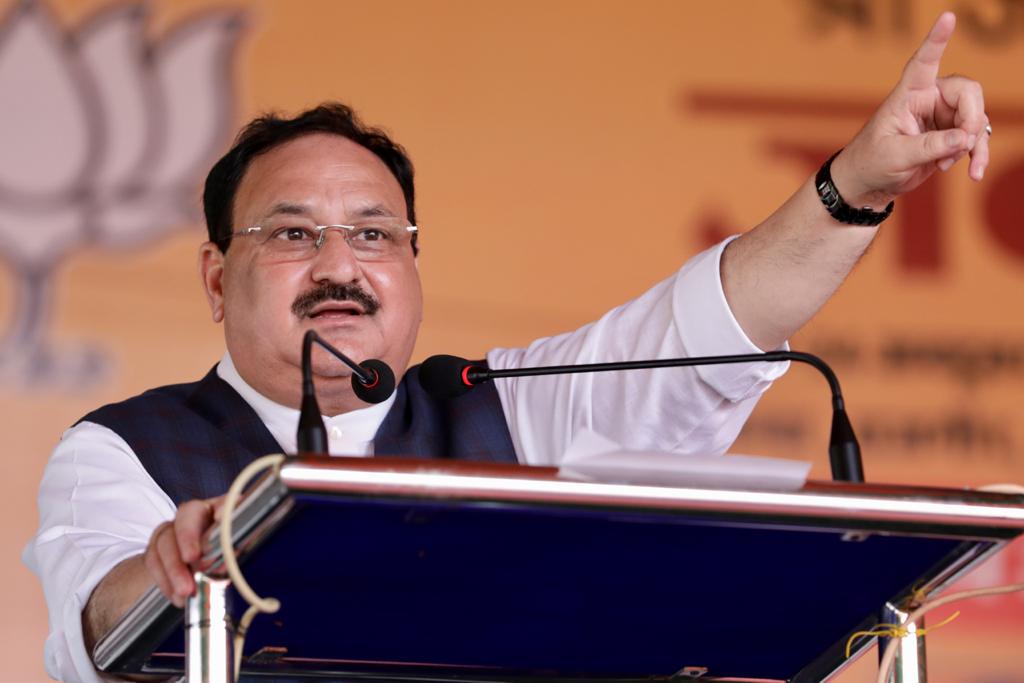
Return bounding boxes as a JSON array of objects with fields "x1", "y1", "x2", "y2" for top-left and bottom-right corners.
[{"x1": 233, "y1": 133, "x2": 406, "y2": 225}]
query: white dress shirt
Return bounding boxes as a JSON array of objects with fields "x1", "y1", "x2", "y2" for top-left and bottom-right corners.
[{"x1": 23, "y1": 239, "x2": 787, "y2": 683}]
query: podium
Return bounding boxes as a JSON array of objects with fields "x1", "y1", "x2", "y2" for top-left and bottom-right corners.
[{"x1": 93, "y1": 456, "x2": 1024, "y2": 682}]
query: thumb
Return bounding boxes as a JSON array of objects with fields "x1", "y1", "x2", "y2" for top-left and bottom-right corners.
[
  {"x1": 175, "y1": 499, "x2": 218, "y2": 563},
  {"x1": 897, "y1": 128, "x2": 968, "y2": 167},
  {"x1": 209, "y1": 494, "x2": 226, "y2": 521}
]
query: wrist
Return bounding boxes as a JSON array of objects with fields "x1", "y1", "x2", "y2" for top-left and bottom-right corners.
[
  {"x1": 829, "y1": 149, "x2": 896, "y2": 212},
  {"x1": 815, "y1": 149, "x2": 894, "y2": 226}
]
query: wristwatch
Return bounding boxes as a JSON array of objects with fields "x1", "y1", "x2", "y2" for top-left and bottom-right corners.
[{"x1": 815, "y1": 150, "x2": 894, "y2": 227}]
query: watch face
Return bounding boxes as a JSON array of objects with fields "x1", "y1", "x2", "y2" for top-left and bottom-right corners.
[
  {"x1": 816, "y1": 152, "x2": 891, "y2": 226},
  {"x1": 817, "y1": 182, "x2": 841, "y2": 212}
]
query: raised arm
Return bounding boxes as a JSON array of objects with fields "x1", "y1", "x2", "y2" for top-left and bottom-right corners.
[{"x1": 721, "y1": 12, "x2": 989, "y2": 351}]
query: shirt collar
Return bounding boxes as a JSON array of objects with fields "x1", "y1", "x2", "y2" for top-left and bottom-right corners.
[{"x1": 216, "y1": 351, "x2": 396, "y2": 455}]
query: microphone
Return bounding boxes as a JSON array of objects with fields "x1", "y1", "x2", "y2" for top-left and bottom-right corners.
[
  {"x1": 418, "y1": 351, "x2": 864, "y2": 483},
  {"x1": 296, "y1": 330, "x2": 397, "y2": 455},
  {"x1": 418, "y1": 354, "x2": 483, "y2": 400},
  {"x1": 351, "y1": 358, "x2": 396, "y2": 404}
]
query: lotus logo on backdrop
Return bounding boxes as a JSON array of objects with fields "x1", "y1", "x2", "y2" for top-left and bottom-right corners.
[{"x1": 0, "y1": 0, "x2": 245, "y2": 388}]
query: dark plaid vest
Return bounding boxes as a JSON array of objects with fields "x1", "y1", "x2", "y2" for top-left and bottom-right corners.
[{"x1": 80, "y1": 363, "x2": 517, "y2": 505}]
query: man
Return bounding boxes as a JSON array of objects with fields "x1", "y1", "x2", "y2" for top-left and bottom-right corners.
[{"x1": 24, "y1": 12, "x2": 990, "y2": 683}]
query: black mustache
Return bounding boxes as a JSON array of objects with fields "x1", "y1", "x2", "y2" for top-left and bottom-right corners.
[{"x1": 291, "y1": 282, "x2": 381, "y2": 319}]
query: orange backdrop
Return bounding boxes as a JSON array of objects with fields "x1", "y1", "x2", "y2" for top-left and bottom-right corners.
[{"x1": 2, "y1": 1, "x2": 1022, "y2": 681}]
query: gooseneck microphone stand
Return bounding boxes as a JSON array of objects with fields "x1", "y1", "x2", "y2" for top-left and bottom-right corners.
[
  {"x1": 297, "y1": 330, "x2": 395, "y2": 455},
  {"x1": 420, "y1": 350, "x2": 864, "y2": 483}
]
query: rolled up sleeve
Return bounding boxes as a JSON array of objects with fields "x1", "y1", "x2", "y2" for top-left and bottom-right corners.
[{"x1": 673, "y1": 236, "x2": 789, "y2": 400}]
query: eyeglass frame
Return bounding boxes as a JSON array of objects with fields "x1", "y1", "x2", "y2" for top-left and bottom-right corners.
[{"x1": 224, "y1": 222, "x2": 419, "y2": 261}]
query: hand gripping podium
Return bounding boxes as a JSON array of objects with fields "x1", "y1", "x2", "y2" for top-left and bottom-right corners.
[{"x1": 93, "y1": 456, "x2": 1024, "y2": 682}]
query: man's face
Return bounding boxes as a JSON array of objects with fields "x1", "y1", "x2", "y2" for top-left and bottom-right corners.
[{"x1": 201, "y1": 133, "x2": 423, "y2": 409}]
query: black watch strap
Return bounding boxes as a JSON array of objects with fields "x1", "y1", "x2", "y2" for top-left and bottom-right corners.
[{"x1": 815, "y1": 150, "x2": 894, "y2": 227}]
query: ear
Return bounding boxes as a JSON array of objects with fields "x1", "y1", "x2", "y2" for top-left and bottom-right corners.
[{"x1": 198, "y1": 242, "x2": 226, "y2": 323}]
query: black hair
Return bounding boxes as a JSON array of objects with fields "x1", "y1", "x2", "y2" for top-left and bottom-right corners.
[{"x1": 203, "y1": 102, "x2": 417, "y2": 254}]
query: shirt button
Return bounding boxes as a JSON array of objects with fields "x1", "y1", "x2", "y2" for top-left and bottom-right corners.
[{"x1": 329, "y1": 426, "x2": 343, "y2": 439}]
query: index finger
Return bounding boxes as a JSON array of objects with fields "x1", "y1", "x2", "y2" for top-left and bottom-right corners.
[{"x1": 901, "y1": 11, "x2": 956, "y2": 90}]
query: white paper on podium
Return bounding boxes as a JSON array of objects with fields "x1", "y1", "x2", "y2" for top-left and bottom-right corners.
[{"x1": 558, "y1": 429, "x2": 811, "y2": 492}]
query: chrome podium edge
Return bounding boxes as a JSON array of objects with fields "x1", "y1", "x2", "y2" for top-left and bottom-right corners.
[
  {"x1": 93, "y1": 468, "x2": 291, "y2": 672},
  {"x1": 278, "y1": 459, "x2": 1024, "y2": 533}
]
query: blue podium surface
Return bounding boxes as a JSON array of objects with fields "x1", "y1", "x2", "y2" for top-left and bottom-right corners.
[{"x1": 94, "y1": 457, "x2": 1024, "y2": 682}]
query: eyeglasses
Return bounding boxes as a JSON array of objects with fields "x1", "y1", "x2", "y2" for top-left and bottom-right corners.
[{"x1": 228, "y1": 218, "x2": 418, "y2": 262}]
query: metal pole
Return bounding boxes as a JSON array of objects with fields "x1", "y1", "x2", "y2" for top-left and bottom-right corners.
[
  {"x1": 879, "y1": 601, "x2": 927, "y2": 683},
  {"x1": 185, "y1": 572, "x2": 235, "y2": 683}
]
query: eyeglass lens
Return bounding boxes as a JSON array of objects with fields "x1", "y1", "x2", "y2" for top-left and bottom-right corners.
[{"x1": 254, "y1": 219, "x2": 414, "y2": 261}]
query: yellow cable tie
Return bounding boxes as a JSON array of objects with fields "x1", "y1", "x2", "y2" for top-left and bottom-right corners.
[
  {"x1": 907, "y1": 583, "x2": 929, "y2": 607},
  {"x1": 915, "y1": 610, "x2": 961, "y2": 636},
  {"x1": 845, "y1": 611, "x2": 961, "y2": 659},
  {"x1": 846, "y1": 628, "x2": 905, "y2": 658}
]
